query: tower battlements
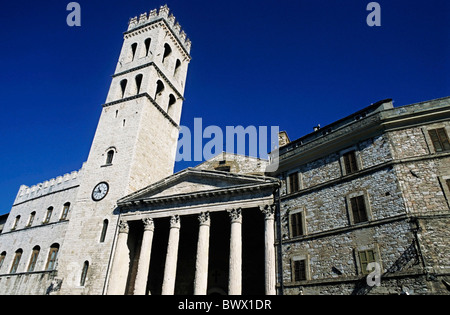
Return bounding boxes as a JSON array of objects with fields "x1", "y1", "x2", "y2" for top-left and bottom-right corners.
[
  {"x1": 14, "y1": 168, "x2": 83, "y2": 205},
  {"x1": 126, "y1": 5, "x2": 191, "y2": 54}
]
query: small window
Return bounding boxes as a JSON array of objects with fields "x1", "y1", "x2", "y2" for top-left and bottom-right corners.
[
  {"x1": 162, "y1": 43, "x2": 172, "y2": 63},
  {"x1": 100, "y1": 219, "x2": 109, "y2": 243},
  {"x1": 429, "y1": 128, "x2": 450, "y2": 153},
  {"x1": 106, "y1": 150, "x2": 115, "y2": 165},
  {"x1": 0, "y1": 252, "x2": 7, "y2": 270},
  {"x1": 144, "y1": 38, "x2": 152, "y2": 57},
  {"x1": 290, "y1": 212, "x2": 304, "y2": 238},
  {"x1": 343, "y1": 151, "x2": 359, "y2": 174},
  {"x1": 60, "y1": 203, "x2": 71, "y2": 221},
  {"x1": 131, "y1": 43, "x2": 138, "y2": 61},
  {"x1": 350, "y1": 195, "x2": 368, "y2": 224},
  {"x1": 120, "y1": 79, "x2": 127, "y2": 99},
  {"x1": 10, "y1": 249, "x2": 23, "y2": 274},
  {"x1": 288, "y1": 173, "x2": 300, "y2": 194},
  {"x1": 80, "y1": 261, "x2": 89, "y2": 286},
  {"x1": 359, "y1": 249, "x2": 376, "y2": 275},
  {"x1": 12, "y1": 215, "x2": 21, "y2": 230},
  {"x1": 27, "y1": 212, "x2": 36, "y2": 227},
  {"x1": 135, "y1": 74, "x2": 143, "y2": 95},
  {"x1": 27, "y1": 246, "x2": 40, "y2": 272},
  {"x1": 43, "y1": 207, "x2": 53, "y2": 224},
  {"x1": 447, "y1": 179, "x2": 450, "y2": 192},
  {"x1": 293, "y1": 260, "x2": 307, "y2": 282},
  {"x1": 46, "y1": 244, "x2": 60, "y2": 271}
]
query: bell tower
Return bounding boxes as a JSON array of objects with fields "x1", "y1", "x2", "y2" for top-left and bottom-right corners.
[{"x1": 57, "y1": 6, "x2": 191, "y2": 294}]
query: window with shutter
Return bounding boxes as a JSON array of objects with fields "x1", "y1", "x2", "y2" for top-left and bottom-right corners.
[
  {"x1": 290, "y1": 212, "x2": 304, "y2": 237},
  {"x1": 288, "y1": 173, "x2": 299, "y2": 194},
  {"x1": 343, "y1": 151, "x2": 358, "y2": 174},
  {"x1": 350, "y1": 195, "x2": 368, "y2": 224},
  {"x1": 359, "y1": 250, "x2": 376, "y2": 275},
  {"x1": 294, "y1": 260, "x2": 307, "y2": 281},
  {"x1": 429, "y1": 128, "x2": 450, "y2": 153}
]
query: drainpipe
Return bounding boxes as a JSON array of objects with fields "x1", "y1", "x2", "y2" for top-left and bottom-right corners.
[{"x1": 274, "y1": 187, "x2": 284, "y2": 295}]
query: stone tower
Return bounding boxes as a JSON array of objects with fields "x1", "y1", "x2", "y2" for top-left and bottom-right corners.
[{"x1": 57, "y1": 6, "x2": 191, "y2": 294}]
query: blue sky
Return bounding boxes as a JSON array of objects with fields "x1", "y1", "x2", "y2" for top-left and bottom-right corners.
[{"x1": 0, "y1": 0, "x2": 449, "y2": 214}]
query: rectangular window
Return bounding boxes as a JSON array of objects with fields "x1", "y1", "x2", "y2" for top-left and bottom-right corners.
[
  {"x1": 447, "y1": 179, "x2": 450, "y2": 192},
  {"x1": 359, "y1": 250, "x2": 376, "y2": 275},
  {"x1": 288, "y1": 172, "x2": 300, "y2": 194},
  {"x1": 350, "y1": 195, "x2": 368, "y2": 224},
  {"x1": 429, "y1": 128, "x2": 450, "y2": 153},
  {"x1": 343, "y1": 151, "x2": 359, "y2": 174},
  {"x1": 293, "y1": 260, "x2": 307, "y2": 282},
  {"x1": 290, "y1": 212, "x2": 304, "y2": 237}
]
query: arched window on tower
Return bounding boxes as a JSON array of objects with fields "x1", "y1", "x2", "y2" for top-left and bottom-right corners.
[
  {"x1": 168, "y1": 94, "x2": 176, "y2": 115},
  {"x1": 162, "y1": 43, "x2": 172, "y2": 64},
  {"x1": 131, "y1": 43, "x2": 138, "y2": 61},
  {"x1": 155, "y1": 80, "x2": 165, "y2": 100},
  {"x1": 120, "y1": 79, "x2": 127, "y2": 99},
  {"x1": 144, "y1": 38, "x2": 152, "y2": 57},
  {"x1": 135, "y1": 74, "x2": 143, "y2": 95},
  {"x1": 106, "y1": 150, "x2": 115, "y2": 165},
  {"x1": 80, "y1": 261, "x2": 89, "y2": 286},
  {"x1": 100, "y1": 219, "x2": 109, "y2": 243},
  {"x1": 174, "y1": 59, "x2": 181, "y2": 76}
]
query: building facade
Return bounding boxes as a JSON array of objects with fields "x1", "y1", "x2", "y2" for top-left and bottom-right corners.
[
  {"x1": 273, "y1": 97, "x2": 450, "y2": 295},
  {"x1": 0, "y1": 5, "x2": 449, "y2": 296}
]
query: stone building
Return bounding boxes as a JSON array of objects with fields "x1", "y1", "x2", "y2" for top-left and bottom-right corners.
[
  {"x1": 0, "y1": 5, "x2": 449, "y2": 296},
  {"x1": 272, "y1": 97, "x2": 450, "y2": 295}
]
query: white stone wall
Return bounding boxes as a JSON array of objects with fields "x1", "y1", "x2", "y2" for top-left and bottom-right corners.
[{"x1": 0, "y1": 172, "x2": 80, "y2": 295}]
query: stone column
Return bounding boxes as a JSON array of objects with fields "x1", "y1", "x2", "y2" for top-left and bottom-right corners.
[
  {"x1": 107, "y1": 221, "x2": 130, "y2": 295},
  {"x1": 194, "y1": 212, "x2": 211, "y2": 295},
  {"x1": 161, "y1": 215, "x2": 181, "y2": 295},
  {"x1": 228, "y1": 208, "x2": 242, "y2": 295},
  {"x1": 260, "y1": 205, "x2": 277, "y2": 295},
  {"x1": 133, "y1": 218, "x2": 155, "y2": 295}
]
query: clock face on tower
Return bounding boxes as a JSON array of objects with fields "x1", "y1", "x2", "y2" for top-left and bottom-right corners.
[{"x1": 92, "y1": 182, "x2": 109, "y2": 202}]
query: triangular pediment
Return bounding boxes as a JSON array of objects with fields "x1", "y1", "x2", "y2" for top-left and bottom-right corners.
[{"x1": 119, "y1": 168, "x2": 277, "y2": 204}]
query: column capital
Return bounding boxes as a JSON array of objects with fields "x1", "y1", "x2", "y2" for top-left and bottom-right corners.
[
  {"x1": 228, "y1": 208, "x2": 242, "y2": 224},
  {"x1": 170, "y1": 215, "x2": 181, "y2": 229},
  {"x1": 198, "y1": 212, "x2": 211, "y2": 227},
  {"x1": 118, "y1": 220, "x2": 129, "y2": 234},
  {"x1": 259, "y1": 204, "x2": 275, "y2": 220},
  {"x1": 143, "y1": 218, "x2": 155, "y2": 232}
]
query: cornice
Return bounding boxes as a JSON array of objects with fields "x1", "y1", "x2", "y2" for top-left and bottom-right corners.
[
  {"x1": 102, "y1": 93, "x2": 179, "y2": 129},
  {"x1": 118, "y1": 181, "x2": 279, "y2": 210},
  {"x1": 112, "y1": 62, "x2": 185, "y2": 101}
]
